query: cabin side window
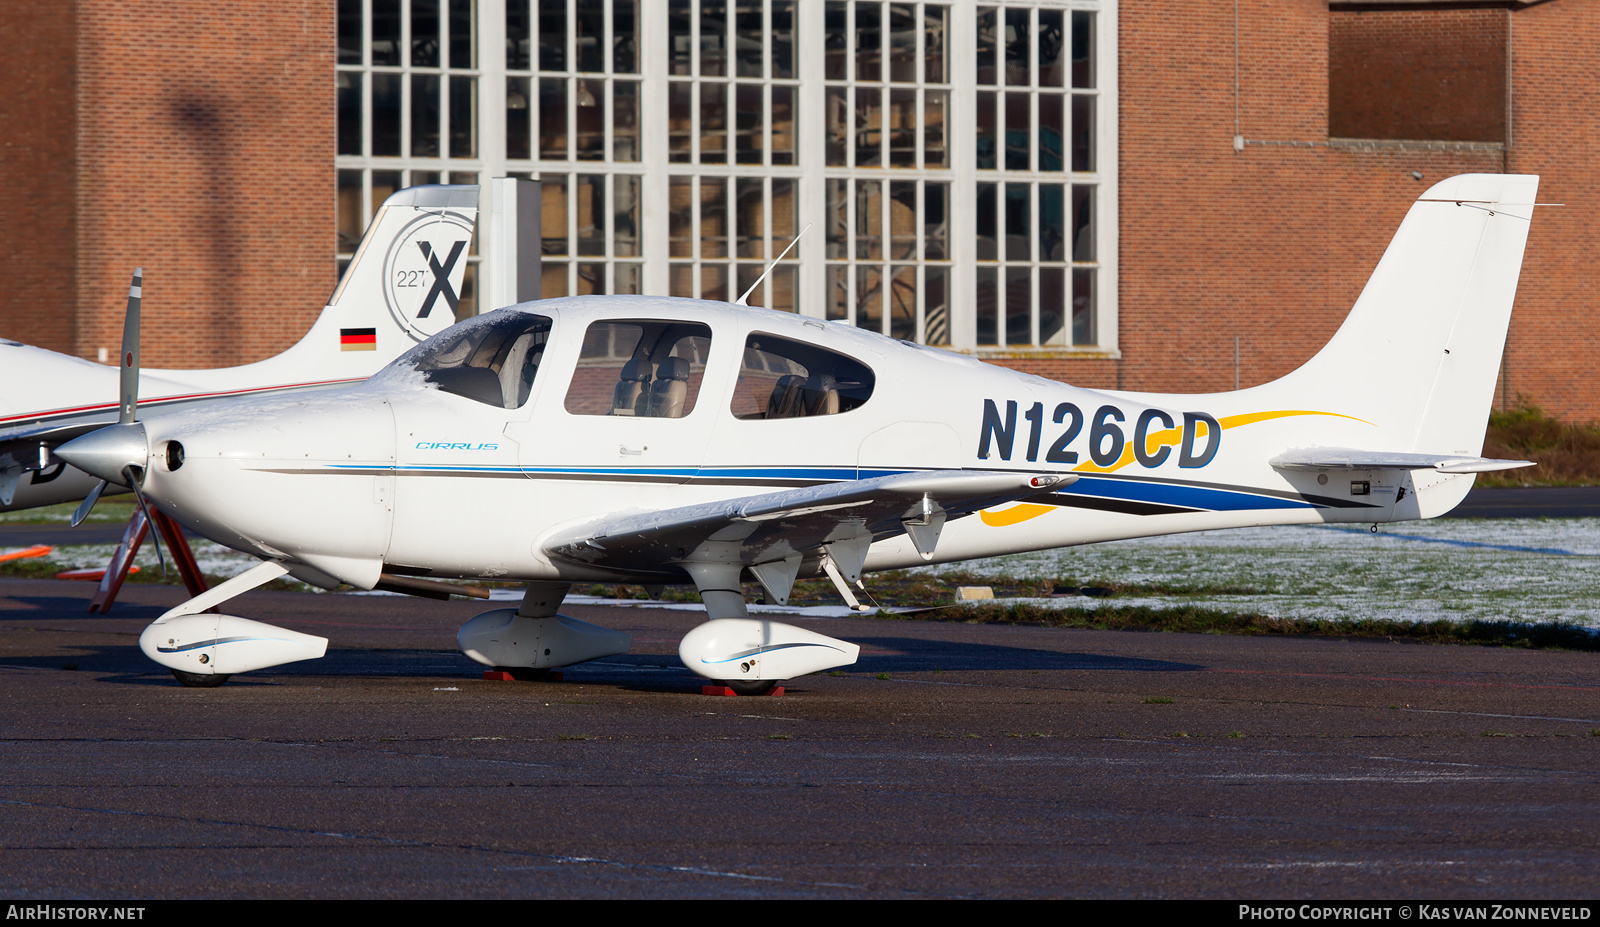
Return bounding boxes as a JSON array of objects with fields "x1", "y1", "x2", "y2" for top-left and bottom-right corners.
[
  {"x1": 731, "y1": 333, "x2": 875, "y2": 420},
  {"x1": 564, "y1": 319, "x2": 714, "y2": 418},
  {"x1": 400, "y1": 311, "x2": 552, "y2": 410}
]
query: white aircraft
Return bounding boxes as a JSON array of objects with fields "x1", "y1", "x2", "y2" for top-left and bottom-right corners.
[
  {"x1": 0, "y1": 185, "x2": 480, "y2": 514},
  {"x1": 55, "y1": 173, "x2": 1539, "y2": 692}
]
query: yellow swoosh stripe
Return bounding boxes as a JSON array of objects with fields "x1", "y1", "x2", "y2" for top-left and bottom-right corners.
[{"x1": 980, "y1": 503, "x2": 1058, "y2": 527}]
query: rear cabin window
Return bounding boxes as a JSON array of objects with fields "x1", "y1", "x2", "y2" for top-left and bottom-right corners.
[
  {"x1": 731, "y1": 333, "x2": 875, "y2": 420},
  {"x1": 564, "y1": 319, "x2": 713, "y2": 418}
]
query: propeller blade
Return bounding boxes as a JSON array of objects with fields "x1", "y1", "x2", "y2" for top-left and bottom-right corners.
[
  {"x1": 123, "y1": 466, "x2": 167, "y2": 580},
  {"x1": 71, "y1": 480, "x2": 108, "y2": 528},
  {"x1": 119, "y1": 268, "x2": 142, "y2": 425}
]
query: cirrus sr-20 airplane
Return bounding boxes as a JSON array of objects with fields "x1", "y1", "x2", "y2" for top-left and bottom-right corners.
[{"x1": 54, "y1": 174, "x2": 1539, "y2": 693}]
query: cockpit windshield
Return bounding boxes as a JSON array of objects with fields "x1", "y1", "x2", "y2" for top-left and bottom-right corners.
[{"x1": 382, "y1": 309, "x2": 553, "y2": 409}]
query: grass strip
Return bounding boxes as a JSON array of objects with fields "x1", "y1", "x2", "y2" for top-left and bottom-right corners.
[{"x1": 893, "y1": 601, "x2": 1600, "y2": 652}]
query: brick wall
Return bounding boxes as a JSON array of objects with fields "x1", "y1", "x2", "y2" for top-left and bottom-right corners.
[
  {"x1": 73, "y1": 1, "x2": 334, "y2": 369},
  {"x1": 0, "y1": 1, "x2": 78, "y2": 354},
  {"x1": 1329, "y1": 8, "x2": 1508, "y2": 142}
]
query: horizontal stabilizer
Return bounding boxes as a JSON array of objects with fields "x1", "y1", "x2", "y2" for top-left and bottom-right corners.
[
  {"x1": 544, "y1": 469, "x2": 1074, "y2": 574},
  {"x1": 1270, "y1": 448, "x2": 1533, "y2": 473}
]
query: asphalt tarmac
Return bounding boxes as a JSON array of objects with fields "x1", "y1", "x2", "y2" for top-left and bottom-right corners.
[{"x1": 1, "y1": 576, "x2": 1596, "y2": 899}]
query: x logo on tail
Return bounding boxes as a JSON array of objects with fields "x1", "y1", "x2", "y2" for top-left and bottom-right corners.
[{"x1": 416, "y1": 240, "x2": 467, "y2": 319}]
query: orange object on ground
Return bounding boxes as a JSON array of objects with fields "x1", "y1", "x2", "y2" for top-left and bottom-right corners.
[
  {"x1": 57, "y1": 566, "x2": 140, "y2": 581},
  {"x1": 0, "y1": 544, "x2": 52, "y2": 563}
]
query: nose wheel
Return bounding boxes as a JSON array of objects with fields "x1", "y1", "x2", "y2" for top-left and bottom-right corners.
[{"x1": 720, "y1": 679, "x2": 778, "y2": 697}]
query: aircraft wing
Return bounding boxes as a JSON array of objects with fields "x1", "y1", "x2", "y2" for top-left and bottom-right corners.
[
  {"x1": 0, "y1": 419, "x2": 120, "y2": 505},
  {"x1": 543, "y1": 469, "x2": 1074, "y2": 580},
  {"x1": 1270, "y1": 448, "x2": 1533, "y2": 473}
]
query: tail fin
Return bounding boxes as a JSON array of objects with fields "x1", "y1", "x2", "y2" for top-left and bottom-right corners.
[
  {"x1": 1271, "y1": 173, "x2": 1539, "y2": 457},
  {"x1": 247, "y1": 184, "x2": 480, "y2": 382}
]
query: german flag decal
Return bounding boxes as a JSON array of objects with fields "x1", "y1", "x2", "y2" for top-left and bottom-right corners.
[{"x1": 340, "y1": 328, "x2": 377, "y2": 351}]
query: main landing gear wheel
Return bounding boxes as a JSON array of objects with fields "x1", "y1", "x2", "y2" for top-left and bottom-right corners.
[
  {"x1": 171, "y1": 669, "x2": 230, "y2": 688},
  {"x1": 721, "y1": 679, "x2": 779, "y2": 696}
]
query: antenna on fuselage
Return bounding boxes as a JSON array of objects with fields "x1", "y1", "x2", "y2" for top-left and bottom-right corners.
[{"x1": 735, "y1": 224, "x2": 810, "y2": 307}]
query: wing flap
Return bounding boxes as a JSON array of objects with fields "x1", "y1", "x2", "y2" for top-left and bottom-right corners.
[
  {"x1": 1270, "y1": 448, "x2": 1532, "y2": 473},
  {"x1": 543, "y1": 469, "x2": 1074, "y2": 574}
]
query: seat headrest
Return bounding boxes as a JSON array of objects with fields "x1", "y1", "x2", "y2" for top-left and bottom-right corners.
[{"x1": 658, "y1": 356, "x2": 691, "y2": 381}]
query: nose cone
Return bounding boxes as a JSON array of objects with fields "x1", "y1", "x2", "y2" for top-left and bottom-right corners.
[{"x1": 56, "y1": 422, "x2": 149, "y2": 484}]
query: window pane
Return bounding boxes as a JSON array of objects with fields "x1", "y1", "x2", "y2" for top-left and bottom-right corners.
[
  {"x1": 976, "y1": 6, "x2": 997, "y2": 85},
  {"x1": 975, "y1": 183, "x2": 997, "y2": 261},
  {"x1": 701, "y1": 177, "x2": 727, "y2": 259},
  {"x1": 924, "y1": 182, "x2": 948, "y2": 261},
  {"x1": 1039, "y1": 9, "x2": 1064, "y2": 88},
  {"x1": 773, "y1": 178, "x2": 797, "y2": 244},
  {"x1": 700, "y1": 82, "x2": 726, "y2": 163},
  {"x1": 1040, "y1": 267, "x2": 1065, "y2": 345},
  {"x1": 1072, "y1": 269, "x2": 1095, "y2": 345},
  {"x1": 577, "y1": 262, "x2": 604, "y2": 295},
  {"x1": 541, "y1": 175, "x2": 568, "y2": 256},
  {"x1": 372, "y1": 0, "x2": 401, "y2": 66},
  {"x1": 735, "y1": 2, "x2": 763, "y2": 78},
  {"x1": 826, "y1": 179, "x2": 848, "y2": 260},
  {"x1": 826, "y1": 87, "x2": 848, "y2": 166},
  {"x1": 856, "y1": 86, "x2": 882, "y2": 168},
  {"x1": 889, "y1": 181, "x2": 916, "y2": 261},
  {"x1": 771, "y1": 85, "x2": 795, "y2": 165},
  {"x1": 449, "y1": 75, "x2": 477, "y2": 158},
  {"x1": 1072, "y1": 94, "x2": 1095, "y2": 172},
  {"x1": 542, "y1": 263, "x2": 568, "y2": 298},
  {"x1": 1005, "y1": 92, "x2": 1030, "y2": 171},
  {"x1": 856, "y1": 266, "x2": 882, "y2": 333},
  {"x1": 338, "y1": 0, "x2": 362, "y2": 65},
  {"x1": 889, "y1": 4, "x2": 916, "y2": 83},
  {"x1": 772, "y1": 1, "x2": 795, "y2": 79},
  {"x1": 924, "y1": 3, "x2": 946, "y2": 83},
  {"x1": 668, "y1": 82, "x2": 691, "y2": 161},
  {"x1": 976, "y1": 91, "x2": 996, "y2": 169},
  {"x1": 736, "y1": 177, "x2": 763, "y2": 259},
  {"x1": 615, "y1": 262, "x2": 642, "y2": 294},
  {"x1": 338, "y1": 72, "x2": 361, "y2": 155},
  {"x1": 540, "y1": 0, "x2": 566, "y2": 71},
  {"x1": 923, "y1": 89, "x2": 946, "y2": 167},
  {"x1": 565, "y1": 320, "x2": 713, "y2": 418},
  {"x1": 613, "y1": 80, "x2": 638, "y2": 160},
  {"x1": 888, "y1": 89, "x2": 915, "y2": 167},
  {"x1": 372, "y1": 171, "x2": 402, "y2": 219},
  {"x1": 736, "y1": 263, "x2": 763, "y2": 307},
  {"x1": 412, "y1": 0, "x2": 440, "y2": 67},
  {"x1": 976, "y1": 267, "x2": 998, "y2": 344},
  {"x1": 1072, "y1": 185, "x2": 1094, "y2": 261},
  {"x1": 448, "y1": 0, "x2": 475, "y2": 69},
  {"x1": 736, "y1": 83, "x2": 763, "y2": 164},
  {"x1": 337, "y1": 169, "x2": 363, "y2": 251},
  {"x1": 889, "y1": 265, "x2": 916, "y2": 341},
  {"x1": 1040, "y1": 93, "x2": 1064, "y2": 171},
  {"x1": 1004, "y1": 7, "x2": 1029, "y2": 87},
  {"x1": 507, "y1": 77, "x2": 531, "y2": 159},
  {"x1": 824, "y1": 2, "x2": 848, "y2": 80},
  {"x1": 701, "y1": 0, "x2": 726, "y2": 77},
  {"x1": 574, "y1": 77, "x2": 604, "y2": 160},
  {"x1": 613, "y1": 174, "x2": 640, "y2": 257},
  {"x1": 1039, "y1": 184, "x2": 1064, "y2": 262},
  {"x1": 372, "y1": 73, "x2": 402, "y2": 156},
  {"x1": 575, "y1": 0, "x2": 604, "y2": 73},
  {"x1": 855, "y1": 179, "x2": 881, "y2": 262},
  {"x1": 412, "y1": 74, "x2": 441, "y2": 157},
  {"x1": 613, "y1": 0, "x2": 638, "y2": 73},
  {"x1": 669, "y1": 177, "x2": 692, "y2": 257},
  {"x1": 1006, "y1": 267, "x2": 1031, "y2": 346},
  {"x1": 701, "y1": 263, "x2": 728, "y2": 302},
  {"x1": 576, "y1": 175, "x2": 605, "y2": 257},
  {"x1": 1005, "y1": 183, "x2": 1029, "y2": 262},
  {"x1": 668, "y1": 0, "x2": 692, "y2": 75},
  {"x1": 769, "y1": 263, "x2": 797, "y2": 314},
  {"x1": 539, "y1": 77, "x2": 566, "y2": 158},
  {"x1": 924, "y1": 266, "x2": 949, "y2": 345},
  {"x1": 732, "y1": 334, "x2": 874, "y2": 419},
  {"x1": 1072, "y1": 12, "x2": 1095, "y2": 89},
  {"x1": 412, "y1": 169, "x2": 441, "y2": 185},
  {"x1": 856, "y1": 2, "x2": 880, "y2": 82},
  {"x1": 507, "y1": 0, "x2": 531, "y2": 69},
  {"x1": 827, "y1": 265, "x2": 849, "y2": 321},
  {"x1": 670, "y1": 263, "x2": 694, "y2": 297}
]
